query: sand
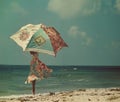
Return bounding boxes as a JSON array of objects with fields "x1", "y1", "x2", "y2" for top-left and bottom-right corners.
[{"x1": 0, "y1": 88, "x2": 120, "y2": 102}]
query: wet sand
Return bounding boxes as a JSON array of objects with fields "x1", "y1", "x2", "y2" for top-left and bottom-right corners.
[{"x1": 0, "y1": 88, "x2": 120, "y2": 102}]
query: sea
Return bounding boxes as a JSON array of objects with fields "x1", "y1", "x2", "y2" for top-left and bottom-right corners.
[{"x1": 0, "y1": 65, "x2": 120, "y2": 97}]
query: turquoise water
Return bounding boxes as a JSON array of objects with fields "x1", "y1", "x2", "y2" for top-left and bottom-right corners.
[{"x1": 0, "y1": 65, "x2": 120, "y2": 96}]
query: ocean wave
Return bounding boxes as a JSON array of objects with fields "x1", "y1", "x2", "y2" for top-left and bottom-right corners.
[
  {"x1": 47, "y1": 83, "x2": 62, "y2": 86},
  {"x1": 0, "y1": 94, "x2": 32, "y2": 99},
  {"x1": 69, "y1": 79, "x2": 85, "y2": 82},
  {"x1": 73, "y1": 67, "x2": 77, "y2": 70}
]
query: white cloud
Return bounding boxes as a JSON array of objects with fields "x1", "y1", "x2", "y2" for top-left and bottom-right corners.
[
  {"x1": 68, "y1": 26, "x2": 80, "y2": 36},
  {"x1": 114, "y1": 0, "x2": 120, "y2": 12},
  {"x1": 48, "y1": 0, "x2": 101, "y2": 19},
  {"x1": 4, "y1": 2, "x2": 28, "y2": 15},
  {"x1": 68, "y1": 26, "x2": 93, "y2": 46},
  {"x1": 112, "y1": 41, "x2": 120, "y2": 48},
  {"x1": 80, "y1": 32, "x2": 93, "y2": 46},
  {"x1": 11, "y1": 2, "x2": 28, "y2": 15}
]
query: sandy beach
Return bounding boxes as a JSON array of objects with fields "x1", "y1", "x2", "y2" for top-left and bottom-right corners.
[{"x1": 0, "y1": 88, "x2": 120, "y2": 102}]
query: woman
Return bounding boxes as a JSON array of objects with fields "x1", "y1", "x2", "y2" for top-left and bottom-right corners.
[{"x1": 25, "y1": 51, "x2": 52, "y2": 95}]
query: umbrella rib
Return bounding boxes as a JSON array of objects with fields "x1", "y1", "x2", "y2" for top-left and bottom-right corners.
[{"x1": 25, "y1": 48, "x2": 55, "y2": 56}]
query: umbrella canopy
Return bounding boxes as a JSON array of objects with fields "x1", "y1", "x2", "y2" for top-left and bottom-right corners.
[{"x1": 10, "y1": 24, "x2": 68, "y2": 56}]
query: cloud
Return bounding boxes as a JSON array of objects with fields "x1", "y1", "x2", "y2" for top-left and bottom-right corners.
[
  {"x1": 68, "y1": 26, "x2": 93, "y2": 46},
  {"x1": 11, "y1": 2, "x2": 27, "y2": 14},
  {"x1": 111, "y1": 41, "x2": 120, "y2": 48},
  {"x1": 79, "y1": 32, "x2": 93, "y2": 46},
  {"x1": 68, "y1": 26, "x2": 80, "y2": 37},
  {"x1": 4, "y1": 2, "x2": 28, "y2": 15},
  {"x1": 114, "y1": 0, "x2": 120, "y2": 12},
  {"x1": 48, "y1": 0, "x2": 101, "y2": 19}
]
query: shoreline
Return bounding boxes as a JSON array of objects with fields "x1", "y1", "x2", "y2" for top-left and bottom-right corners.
[{"x1": 0, "y1": 88, "x2": 120, "y2": 102}]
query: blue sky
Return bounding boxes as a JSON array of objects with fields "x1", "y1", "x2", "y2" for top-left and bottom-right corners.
[{"x1": 0, "y1": 0, "x2": 120, "y2": 66}]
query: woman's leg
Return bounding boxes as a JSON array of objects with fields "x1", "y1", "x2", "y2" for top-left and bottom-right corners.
[{"x1": 32, "y1": 80, "x2": 36, "y2": 95}]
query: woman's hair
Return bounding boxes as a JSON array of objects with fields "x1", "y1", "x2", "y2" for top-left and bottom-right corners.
[{"x1": 30, "y1": 51, "x2": 38, "y2": 56}]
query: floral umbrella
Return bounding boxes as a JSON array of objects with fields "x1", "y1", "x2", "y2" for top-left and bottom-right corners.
[{"x1": 10, "y1": 24, "x2": 68, "y2": 56}]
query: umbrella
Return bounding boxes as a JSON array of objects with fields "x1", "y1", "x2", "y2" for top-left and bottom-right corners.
[{"x1": 10, "y1": 24, "x2": 68, "y2": 56}]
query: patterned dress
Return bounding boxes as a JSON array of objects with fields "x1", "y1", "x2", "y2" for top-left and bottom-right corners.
[{"x1": 25, "y1": 58, "x2": 52, "y2": 84}]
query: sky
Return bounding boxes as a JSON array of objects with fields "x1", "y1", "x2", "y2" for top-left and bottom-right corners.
[{"x1": 0, "y1": 0, "x2": 120, "y2": 66}]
